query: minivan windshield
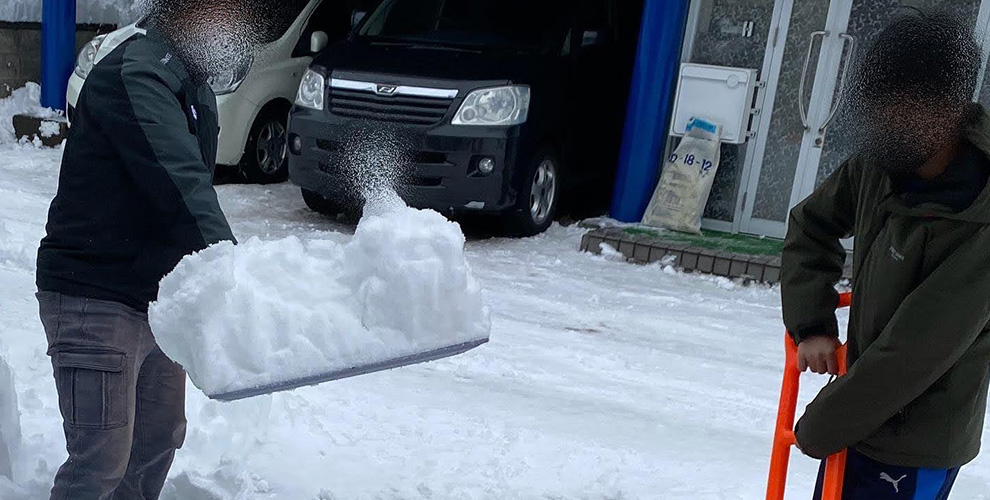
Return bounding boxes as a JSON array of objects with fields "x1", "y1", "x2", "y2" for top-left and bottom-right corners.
[{"x1": 358, "y1": 0, "x2": 570, "y2": 53}]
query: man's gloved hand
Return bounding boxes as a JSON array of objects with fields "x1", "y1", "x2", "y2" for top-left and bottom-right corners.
[{"x1": 797, "y1": 335, "x2": 842, "y2": 375}]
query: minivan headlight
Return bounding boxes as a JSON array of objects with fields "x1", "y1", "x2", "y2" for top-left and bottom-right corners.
[
  {"x1": 209, "y1": 56, "x2": 253, "y2": 95},
  {"x1": 295, "y1": 68, "x2": 326, "y2": 110},
  {"x1": 453, "y1": 86, "x2": 530, "y2": 126},
  {"x1": 74, "y1": 34, "x2": 107, "y2": 79}
]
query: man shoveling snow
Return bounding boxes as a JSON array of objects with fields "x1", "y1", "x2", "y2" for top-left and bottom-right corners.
[
  {"x1": 33, "y1": 1, "x2": 489, "y2": 497},
  {"x1": 35, "y1": 1, "x2": 253, "y2": 498}
]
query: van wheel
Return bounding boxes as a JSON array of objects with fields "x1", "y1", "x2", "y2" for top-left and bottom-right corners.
[
  {"x1": 301, "y1": 188, "x2": 363, "y2": 222},
  {"x1": 504, "y1": 148, "x2": 560, "y2": 236},
  {"x1": 301, "y1": 188, "x2": 343, "y2": 216},
  {"x1": 240, "y1": 106, "x2": 290, "y2": 184}
]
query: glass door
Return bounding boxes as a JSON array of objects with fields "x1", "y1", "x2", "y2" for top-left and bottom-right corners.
[
  {"x1": 737, "y1": 0, "x2": 845, "y2": 238},
  {"x1": 808, "y1": 0, "x2": 984, "y2": 194},
  {"x1": 739, "y1": 0, "x2": 987, "y2": 238}
]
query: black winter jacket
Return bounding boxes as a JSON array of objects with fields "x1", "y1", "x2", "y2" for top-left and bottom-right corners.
[{"x1": 37, "y1": 29, "x2": 235, "y2": 312}]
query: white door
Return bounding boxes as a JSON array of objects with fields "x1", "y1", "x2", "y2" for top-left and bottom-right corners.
[
  {"x1": 737, "y1": 0, "x2": 990, "y2": 239},
  {"x1": 733, "y1": 0, "x2": 836, "y2": 238},
  {"x1": 677, "y1": 0, "x2": 790, "y2": 233}
]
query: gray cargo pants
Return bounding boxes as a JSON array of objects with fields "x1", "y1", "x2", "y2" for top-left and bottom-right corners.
[{"x1": 37, "y1": 292, "x2": 186, "y2": 500}]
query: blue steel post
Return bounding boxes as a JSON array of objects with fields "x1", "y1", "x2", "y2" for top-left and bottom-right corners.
[
  {"x1": 41, "y1": 0, "x2": 77, "y2": 111},
  {"x1": 610, "y1": 0, "x2": 690, "y2": 222}
]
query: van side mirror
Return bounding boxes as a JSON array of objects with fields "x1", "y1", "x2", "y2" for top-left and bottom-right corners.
[
  {"x1": 311, "y1": 31, "x2": 329, "y2": 54},
  {"x1": 351, "y1": 10, "x2": 368, "y2": 27},
  {"x1": 581, "y1": 30, "x2": 605, "y2": 49}
]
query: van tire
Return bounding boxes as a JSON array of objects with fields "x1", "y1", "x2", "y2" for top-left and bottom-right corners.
[
  {"x1": 301, "y1": 188, "x2": 343, "y2": 216},
  {"x1": 504, "y1": 148, "x2": 561, "y2": 237},
  {"x1": 240, "y1": 105, "x2": 290, "y2": 184},
  {"x1": 301, "y1": 188, "x2": 362, "y2": 223}
]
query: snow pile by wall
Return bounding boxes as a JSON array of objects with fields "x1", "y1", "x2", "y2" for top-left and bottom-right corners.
[
  {"x1": 0, "y1": 349, "x2": 20, "y2": 481},
  {"x1": 0, "y1": 83, "x2": 60, "y2": 144},
  {"x1": 0, "y1": 0, "x2": 144, "y2": 24},
  {"x1": 150, "y1": 193, "x2": 491, "y2": 398}
]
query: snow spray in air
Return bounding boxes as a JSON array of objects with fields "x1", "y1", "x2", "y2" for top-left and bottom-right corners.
[{"x1": 330, "y1": 123, "x2": 419, "y2": 215}]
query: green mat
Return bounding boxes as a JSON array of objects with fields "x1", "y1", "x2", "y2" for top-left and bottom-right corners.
[{"x1": 621, "y1": 227, "x2": 784, "y2": 256}]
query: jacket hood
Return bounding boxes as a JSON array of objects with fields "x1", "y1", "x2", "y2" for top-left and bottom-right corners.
[{"x1": 883, "y1": 104, "x2": 990, "y2": 224}]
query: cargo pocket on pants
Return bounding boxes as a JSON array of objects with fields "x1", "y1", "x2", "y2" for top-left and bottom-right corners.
[{"x1": 53, "y1": 350, "x2": 128, "y2": 429}]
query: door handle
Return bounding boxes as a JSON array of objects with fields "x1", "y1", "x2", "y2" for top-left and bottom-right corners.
[
  {"x1": 819, "y1": 33, "x2": 857, "y2": 133},
  {"x1": 799, "y1": 31, "x2": 828, "y2": 131}
]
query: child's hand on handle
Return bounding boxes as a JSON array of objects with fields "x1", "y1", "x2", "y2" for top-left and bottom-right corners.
[{"x1": 797, "y1": 336, "x2": 842, "y2": 375}]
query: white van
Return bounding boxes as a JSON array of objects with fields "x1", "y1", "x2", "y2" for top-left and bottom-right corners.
[{"x1": 65, "y1": 0, "x2": 349, "y2": 184}]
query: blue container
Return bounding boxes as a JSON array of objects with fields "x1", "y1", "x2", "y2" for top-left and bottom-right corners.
[
  {"x1": 41, "y1": 0, "x2": 77, "y2": 111},
  {"x1": 610, "y1": 0, "x2": 690, "y2": 222}
]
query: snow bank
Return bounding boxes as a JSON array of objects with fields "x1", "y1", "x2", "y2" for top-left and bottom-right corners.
[
  {"x1": 0, "y1": 83, "x2": 60, "y2": 144},
  {"x1": 0, "y1": 349, "x2": 20, "y2": 481},
  {"x1": 0, "y1": 221, "x2": 36, "y2": 270},
  {"x1": 150, "y1": 193, "x2": 491, "y2": 398},
  {"x1": 0, "y1": 0, "x2": 144, "y2": 24}
]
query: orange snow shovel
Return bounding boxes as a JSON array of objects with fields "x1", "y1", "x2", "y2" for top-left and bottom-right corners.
[{"x1": 766, "y1": 292, "x2": 851, "y2": 500}]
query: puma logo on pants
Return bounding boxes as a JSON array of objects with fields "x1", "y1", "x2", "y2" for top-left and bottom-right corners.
[
  {"x1": 813, "y1": 449, "x2": 960, "y2": 500},
  {"x1": 879, "y1": 472, "x2": 908, "y2": 493}
]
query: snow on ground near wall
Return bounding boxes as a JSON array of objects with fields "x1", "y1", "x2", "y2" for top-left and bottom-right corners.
[
  {"x1": 0, "y1": 220, "x2": 37, "y2": 271},
  {"x1": 150, "y1": 193, "x2": 490, "y2": 398},
  {"x1": 0, "y1": 141, "x2": 988, "y2": 499},
  {"x1": 0, "y1": 84, "x2": 61, "y2": 144},
  {"x1": 37, "y1": 121, "x2": 61, "y2": 139},
  {"x1": 0, "y1": 0, "x2": 144, "y2": 24}
]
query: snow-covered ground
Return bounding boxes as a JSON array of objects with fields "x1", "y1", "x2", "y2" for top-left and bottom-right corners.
[
  {"x1": 0, "y1": 144, "x2": 989, "y2": 497},
  {"x1": 0, "y1": 84, "x2": 60, "y2": 145}
]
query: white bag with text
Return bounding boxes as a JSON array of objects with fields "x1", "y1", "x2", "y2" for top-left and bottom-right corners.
[{"x1": 643, "y1": 117, "x2": 722, "y2": 234}]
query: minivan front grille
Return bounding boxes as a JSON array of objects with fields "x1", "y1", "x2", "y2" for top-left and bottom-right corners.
[{"x1": 329, "y1": 79, "x2": 457, "y2": 126}]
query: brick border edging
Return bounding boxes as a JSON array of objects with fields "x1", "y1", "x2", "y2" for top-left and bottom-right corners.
[{"x1": 579, "y1": 227, "x2": 783, "y2": 283}]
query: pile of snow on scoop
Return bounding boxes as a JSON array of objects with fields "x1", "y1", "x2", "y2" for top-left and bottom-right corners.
[{"x1": 149, "y1": 191, "x2": 490, "y2": 399}]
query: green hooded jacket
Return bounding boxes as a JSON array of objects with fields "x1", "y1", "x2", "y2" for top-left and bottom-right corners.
[{"x1": 781, "y1": 106, "x2": 990, "y2": 468}]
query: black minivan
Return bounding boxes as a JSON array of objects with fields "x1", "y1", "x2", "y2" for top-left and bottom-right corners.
[{"x1": 288, "y1": 0, "x2": 635, "y2": 235}]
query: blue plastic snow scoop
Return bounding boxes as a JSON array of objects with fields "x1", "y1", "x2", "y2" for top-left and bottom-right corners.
[{"x1": 207, "y1": 338, "x2": 488, "y2": 401}]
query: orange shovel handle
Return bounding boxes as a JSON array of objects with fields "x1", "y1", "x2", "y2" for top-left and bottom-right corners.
[{"x1": 766, "y1": 292, "x2": 851, "y2": 500}]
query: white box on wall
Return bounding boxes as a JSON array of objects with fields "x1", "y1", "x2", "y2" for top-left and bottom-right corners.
[{"x1": 669, "y1": 63, "x2": 758, "y2": 145}]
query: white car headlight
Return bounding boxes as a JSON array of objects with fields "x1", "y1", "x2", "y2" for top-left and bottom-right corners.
[
  {"x1": 74, "y1": 34, "x2": 107, "y2": 79},
  {"x1": 453, "y1": 85, "x2": 530, "y2": 126},
  {"x1": 295, "y1": 68, "x2": 326, "y2": 111},
  {"x1": 209, "y1": 56, "x2": 253, "y2": 95}
]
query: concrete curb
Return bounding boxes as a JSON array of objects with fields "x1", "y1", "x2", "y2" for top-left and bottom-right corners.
[{"x1": 580, "y1": 227, "x2": 852, "y2": 284}]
